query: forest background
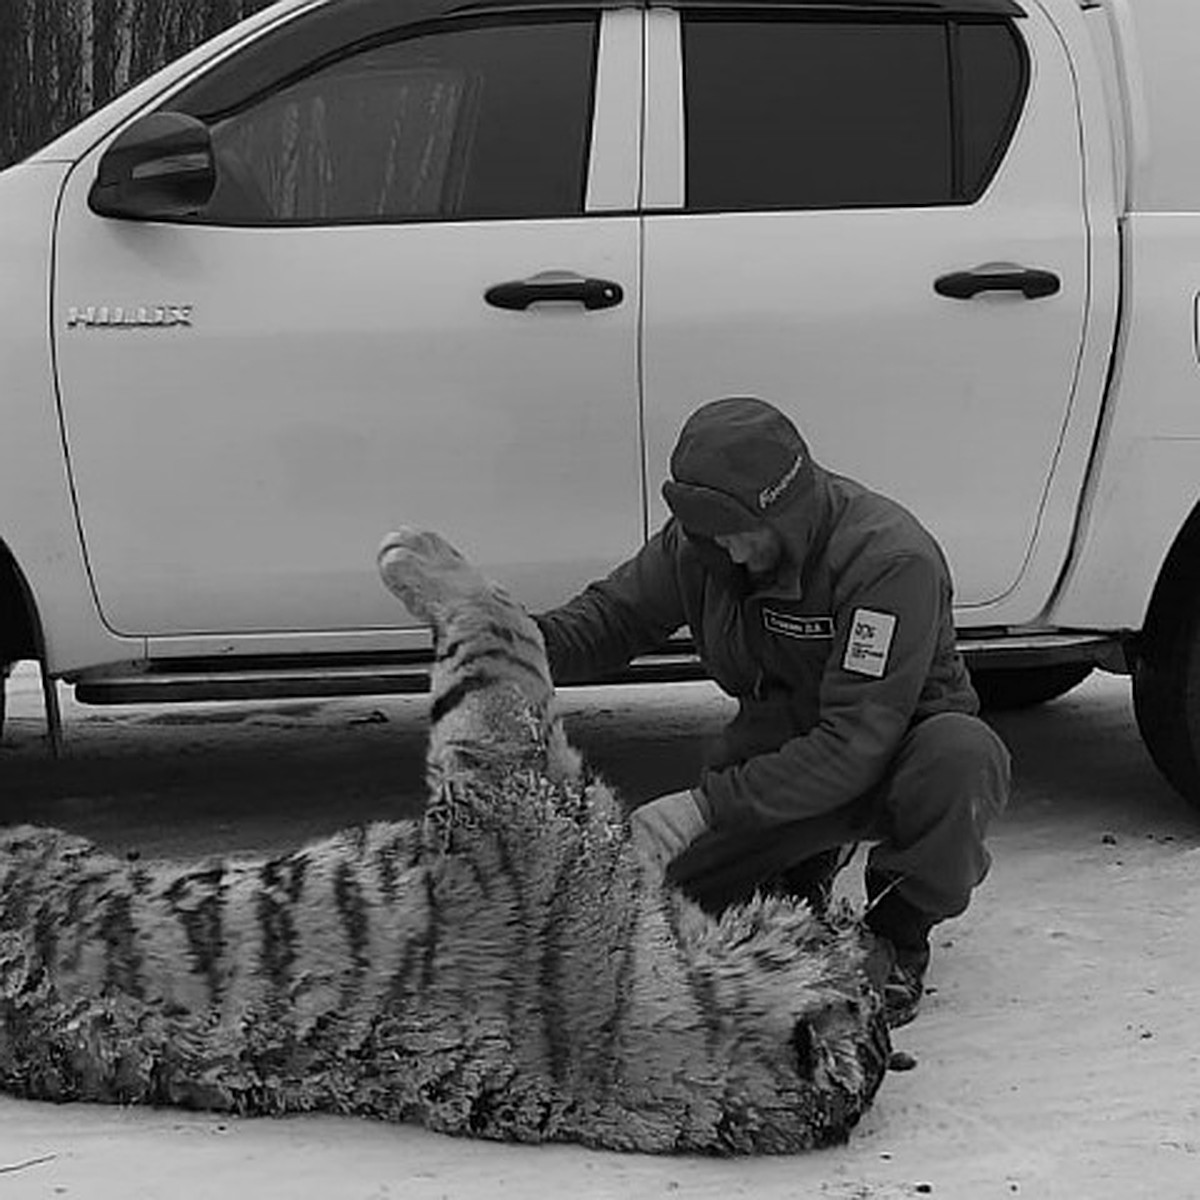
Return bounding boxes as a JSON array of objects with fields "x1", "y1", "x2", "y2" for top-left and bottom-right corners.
[{"x1": 0, "y1": 0, "x2": 275, "y2": 168}]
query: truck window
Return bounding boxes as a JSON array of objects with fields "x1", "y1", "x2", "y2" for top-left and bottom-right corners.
[
  {"x1": 958, "y1": 20, "x2": 1028, "y2": 200},
  {"x1": 171, "y1": 17, "x2": 598, "y2": 225},
  {"x1": 682, "y1": 14, "x2": 1027, "y2": 212}
]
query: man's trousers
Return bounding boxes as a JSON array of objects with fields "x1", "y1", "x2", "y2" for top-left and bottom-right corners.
[{"x1": 666, "y1": 711, "x2": 1011, "y2": 922}]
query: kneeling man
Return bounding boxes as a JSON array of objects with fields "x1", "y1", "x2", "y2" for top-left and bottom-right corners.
[{"x1": 536, "y1": 396, "x2": 1011, "y2": 1028}]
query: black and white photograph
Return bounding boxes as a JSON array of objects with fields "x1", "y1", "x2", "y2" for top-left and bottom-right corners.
[{"x1": 1, "y1": 1, "x2": 1197, "y2": 1196}]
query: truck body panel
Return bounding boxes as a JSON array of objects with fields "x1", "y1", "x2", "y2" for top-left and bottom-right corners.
[
  {"x1": 0, "y1": 163, "x2": 143, "y2": 673},
  {"x1": 1, "y1": 0, "x2": 1199, "y2": 726}
]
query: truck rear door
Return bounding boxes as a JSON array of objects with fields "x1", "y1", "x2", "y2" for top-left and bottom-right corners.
[{"x1": 640, "y1": 0, "x2": 1098, "y2": 623}]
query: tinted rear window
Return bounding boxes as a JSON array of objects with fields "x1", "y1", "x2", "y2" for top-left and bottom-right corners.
[{"x1": 683, "y1": 15, "x2": 1027, "y2": 212}]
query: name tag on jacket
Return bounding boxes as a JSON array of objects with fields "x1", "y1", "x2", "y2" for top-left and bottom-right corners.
[{"x1": 761, "y1": 607, "x2": 834, "y2": 640}]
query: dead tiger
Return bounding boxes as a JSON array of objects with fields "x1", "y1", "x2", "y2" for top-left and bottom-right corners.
[{"x1": 0, "y1": 527, "x2": 889, "y2": 1154}]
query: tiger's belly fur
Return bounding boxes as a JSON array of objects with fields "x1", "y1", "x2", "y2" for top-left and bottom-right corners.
[{"x1": 0, "y1": 529, "x2": 889, "y2": 1154}]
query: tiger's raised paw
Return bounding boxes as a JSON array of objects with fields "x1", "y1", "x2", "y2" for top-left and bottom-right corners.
[{"x1": 378, "y1": 527, "x2": 490, "y2": 622}]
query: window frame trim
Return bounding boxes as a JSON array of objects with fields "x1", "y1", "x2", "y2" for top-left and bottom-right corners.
[
  {"x1": 586, "y1": 8, "x2": 645, "y2": 212},
  {"x1": 643, "y1": 8, "x2": 685, "y2": 210},
  {"x1": 455, "y1": 0, "x2": 1026, "y2": 14}
]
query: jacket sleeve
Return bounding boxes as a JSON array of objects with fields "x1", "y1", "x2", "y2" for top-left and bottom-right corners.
[
  {"x1": 696, "y1": 552, "x2": 943, "y2": 829},
  {"x1": 534, "y1": 524, "x2": 689, "y2": 684}
]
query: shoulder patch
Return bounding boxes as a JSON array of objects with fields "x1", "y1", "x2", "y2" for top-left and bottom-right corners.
[{"x1": 843, "y1": 609, "x2": 897, "y2": 678}]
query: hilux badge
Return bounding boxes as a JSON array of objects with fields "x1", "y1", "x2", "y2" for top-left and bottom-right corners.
[{"x1": 66, "y1": 304, "x2": 193, "y2": 329}]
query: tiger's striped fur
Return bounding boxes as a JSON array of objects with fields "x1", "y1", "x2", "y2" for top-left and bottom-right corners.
[{"x1": 0, "y1": 528, "x2": 889, "y2": 1154}]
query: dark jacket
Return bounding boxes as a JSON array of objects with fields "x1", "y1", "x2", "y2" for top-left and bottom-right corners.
[{"x1": 537, "y1": 464, "x2": 979, "y2": 832}]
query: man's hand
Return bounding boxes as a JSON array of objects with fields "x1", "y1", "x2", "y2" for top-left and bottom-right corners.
[{"x1": 630, "y1": 789, "x2": 708, "y2": 870}]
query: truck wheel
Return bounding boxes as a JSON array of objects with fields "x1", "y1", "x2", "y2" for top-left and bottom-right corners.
[
  {"x1": 971, "y1": 662, "x2": 1094, "y2": 711},
  {"x1": 1132, "y1": 611, "x2": 1200, "y2": 807}
]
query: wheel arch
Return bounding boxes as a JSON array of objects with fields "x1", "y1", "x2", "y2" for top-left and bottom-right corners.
[
  {"x1": 1138, "y1": 499, "x2": 1200, "y2": 668},
  {"x1": 0, "y1": 540, "x2": 41, "y2": 667}
]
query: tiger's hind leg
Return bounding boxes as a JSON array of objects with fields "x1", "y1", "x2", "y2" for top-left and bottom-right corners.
[{"x1": 377, "y1": 528, "x2": 584, "y2": 832}]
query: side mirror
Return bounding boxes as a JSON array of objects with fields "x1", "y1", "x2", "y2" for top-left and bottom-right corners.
[{"x1": 88, "y1": 112, "x2": 216, "y2": 220}]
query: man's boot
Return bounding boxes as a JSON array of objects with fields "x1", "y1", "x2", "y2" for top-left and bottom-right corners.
[{"x1": 865, "y1": 872, "x2": 936, "y2": 1028}]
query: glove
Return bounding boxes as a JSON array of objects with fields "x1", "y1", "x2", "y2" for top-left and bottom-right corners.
[{"x1": 630, "y1": 789, "x2": 709, "y2": 870}]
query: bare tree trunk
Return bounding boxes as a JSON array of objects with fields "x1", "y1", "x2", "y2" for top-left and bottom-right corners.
[
  {"x1": 0, "y1": 0, "x2": 276, "y2": 168},
  {"x1": 111, "y1": 0, "x2": 135, "y2": 94},
  {"x1": 77, "y1": 0, "x2": 94, "y2": 113}
]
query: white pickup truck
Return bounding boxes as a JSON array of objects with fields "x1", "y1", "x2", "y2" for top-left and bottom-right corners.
[{"x1": 3, "y1": 0, "x2": 1199, "y2": 807}]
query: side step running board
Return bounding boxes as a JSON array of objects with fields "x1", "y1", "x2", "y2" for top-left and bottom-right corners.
[
  {"x1": 69, "y1": 632, "x2": 1126, "y2": 707},
  {"x1": 71, "y1": 648, "x2": 712, "y2": 705},
  {"x1": 957, "y1": 632, "x2": 1125, "y2": 672},
  {"x1": 74, "y1": 663, "x2": 435, "y2": 705}
]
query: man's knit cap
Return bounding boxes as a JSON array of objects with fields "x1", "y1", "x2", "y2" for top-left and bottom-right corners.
[{"x1": 662, "y1": 397, "x2": 816, "y2": 537}]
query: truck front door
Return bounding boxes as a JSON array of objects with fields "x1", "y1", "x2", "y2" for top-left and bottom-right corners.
[{"x1": 53, "y1": 5, "x2": 643, "y2": 640}]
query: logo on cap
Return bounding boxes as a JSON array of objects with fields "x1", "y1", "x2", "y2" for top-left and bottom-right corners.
[{"x1": 758, "y1": 452, "x2": 805, "y2": 509}]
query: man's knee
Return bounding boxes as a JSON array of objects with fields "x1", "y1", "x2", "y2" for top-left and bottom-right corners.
[
  {"x1": 915, "y1": 711, "x2": 1008, "y2": 797},
  {"x1": 866, "y1": 714, "x2": 1010, "y2": 921},
  {"x1": 886, "y1": 712, "x2": 1011, "y2": 834}
]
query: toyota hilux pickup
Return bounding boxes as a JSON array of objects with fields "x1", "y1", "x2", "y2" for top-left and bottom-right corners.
[{"x1": 4, "y1": 0, "x2": 1200, "y2": 810}]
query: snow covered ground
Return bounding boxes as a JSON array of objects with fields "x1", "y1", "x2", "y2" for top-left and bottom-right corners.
[{"x1": 2, "y1": 665, "x2": 1197, "y2": 1198}]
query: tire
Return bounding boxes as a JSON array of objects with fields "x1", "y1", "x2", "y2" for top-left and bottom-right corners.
[
  {"x1": 970, "y1": 662, "x2": 1094, "y2": 712},
  {"x1": 1132, "y1": 607, "x2": 1200, "y2": 808}
]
